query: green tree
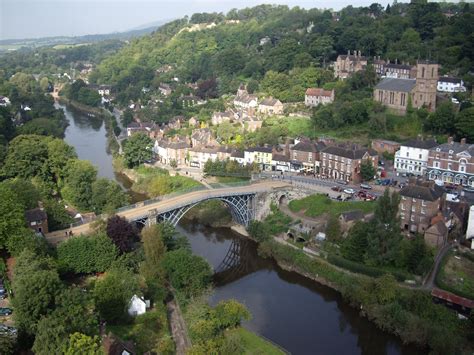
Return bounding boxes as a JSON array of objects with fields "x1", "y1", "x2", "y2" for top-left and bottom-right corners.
[
  {"x1": 213, "y1": 300, "x2": 251, "y2": 329},
  {"x1": 162, "y1": 249, "x2": 212, "y2": 298},
  {"x1": 93, "y1": 266, "x2": 139, "y2": 323},
  {"x1": 106, "y1": 215, "x2": 137, "y2": 253},
  {"x1": 342, "y1": 221, "x2": 369, "y2": 262},
  {"x1": 247, "y1": 220, "x2": 270, "y2": 242},
  {"x1": 57, "y1": 234, "x2": 118, "y2": 274},
  {"x1": 325, "y1": 214, "x2": 342, "y2": 243},
  {"x1": 91, "y1": 178, "x2": 129, "y2": 214},
  {"x1": 63, "y1": 333, "x2": 103, "y2": 355},
  {"x1": 425, "y1": 101, "x2": 457, "y2": 134},
  {"x1": 374, "y1": 274, "x2": 397, "y2": 304},
  {"x1": 62, "y1": 159, "x2": 97, "y2": 211},
  {"x1": 6, "y1": 230, "x2": 51, "y2": 257},
  {"x1": 123, "y1": 133, "x2": 153, "y2": 168},
  {"x1": 43, "y1": 198, "x2": 74, "y2": 231},
  {"x1": 1, "y1": 178, "x2": 40, "y2": 209},
  {"x1": 455, "y1": 107, "x2": 474, "y2": 142},
  {"x1": 0, "y1": 183, "x2": 28, "y2": 250},
  {"x1": 360, "y1": 159, "x2": 376, "y2": 181},
  {"x1": 12, "y1": 250, "x2": 62, "y2": 334}
]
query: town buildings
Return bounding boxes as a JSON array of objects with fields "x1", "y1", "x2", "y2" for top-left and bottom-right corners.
[
  {"x1": 244, "y1": 147, "x2": 272, "y2": 171},
  {"x1": 304, "y1": 88, "x2": 335, "y2": 107},
  {"x1": 371, "y1": 139, "x2": 400, "y2": 155},
  {"x1": 437, "y1": 76, "x2": 466, "y2": 93},
  {"x1": 319, "y1": 145, "x2": 378, "y2": 183},
  {"x1": 394, "y1": 138, "x2": 438, "y2": 176},
  {"x1": 398, "y1": 179, "x2": 444, "y2": 234},
  {"x1": 373, "y1": 61, "x2": 439, "y2": 114},
  {"x1": 290, "y1": 139, "x2": 326, "y2": 173},
  {"x1": 426, "y1": 137, "x2": 474, "y2": 187},
  {"x1": 234, "y1": 85, "x2": 258, "y2": 109},
  {"x1": 258, "y1": 97, "x2": 284, "y2": 115},
  {"x1": 334, "y1": 50, "x2": 367, "y2": 79}
]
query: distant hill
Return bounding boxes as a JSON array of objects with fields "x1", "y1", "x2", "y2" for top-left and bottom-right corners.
[{"x1": 0, "y1": 19, "x2": 171, "y2": 52}]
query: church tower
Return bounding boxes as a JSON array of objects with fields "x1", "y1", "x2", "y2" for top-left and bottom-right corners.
[{"x1": 413, "y1": 60, "x2": 438, "y2": 112}]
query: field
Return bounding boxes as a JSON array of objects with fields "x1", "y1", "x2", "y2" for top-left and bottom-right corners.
[
  {"x1": 437, "y1": 250, "x2": 474, "y2": 299},
  {"x1": 288, "y1": 194, "x2": 376, "y2": 218}
]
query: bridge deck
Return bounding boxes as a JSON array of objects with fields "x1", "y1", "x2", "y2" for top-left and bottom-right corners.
[{"x1": 45, "y1": 181, "x2": 290, "y2": 245}]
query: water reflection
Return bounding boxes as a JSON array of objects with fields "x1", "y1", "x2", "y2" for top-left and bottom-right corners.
[{"x1": 177, "y1": 220, "x2": 424, "y2": 355}]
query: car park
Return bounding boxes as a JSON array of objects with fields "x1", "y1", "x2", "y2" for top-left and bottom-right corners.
[
  {"x1": 0, "y1": 324, "x2": 17, "y2": 336},
  {"x1": 360, "y1": 183, "x2": 371, "y2": 190},
  {"x1": 0, "y1": 308, "x2": 12, "y2": 316}
]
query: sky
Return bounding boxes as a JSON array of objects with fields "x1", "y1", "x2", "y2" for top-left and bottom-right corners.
[{"x1": 1, "y1": 0, "x2": 398, "y2": 40}]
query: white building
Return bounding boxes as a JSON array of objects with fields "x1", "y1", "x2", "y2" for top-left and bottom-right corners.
[
  {"x1": 437, "y1": 77, "x2": 466, "y2": 93},
  {"x1": 128, "y1": 295, "x2": 149, "y2": 317},
  {"x1": 304, "y1": 88, "x2": 335, "y2": 107},
  {"x1": 0, "y1": 96, "x2": 11, "y2": 107},
  {"x1": 467, "y1": 206, "x2": 474, "y2": 250},
  {"x1": 188, "y1": 147, "x2": 218, "y2": 169},
  {"x1": 394, "y1": 138, "x2": 438, "y2": 176}
]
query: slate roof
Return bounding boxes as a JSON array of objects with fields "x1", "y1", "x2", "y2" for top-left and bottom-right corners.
[
  {"x1": 438, "y1": 76, "x2": 462, "y2": 84},
  {"x1": 385, "y1": 63, "x2": 413, "y2": 71},
  {"x1": 340, "y1": 210, "x2": 364, "y2": 222},
  {"x1": 272, "y1": 153, "x2": 290, "y2": 162},
  {"x1": 399, "y1": 183, "x2": 444, "y2": 202},
  {"x1": 231, "y1": 150, "x2": 244, "y2": 158},
  {"x1": 432, "y1": 141, "x2": 474, "y2": 155},
  {"x1": 305, "y1": 88, "x2": 333, "y2": 97},
  {"x1": 260, "y1": 97, "x2": 281, "y2": 106},
  {"x1": 426, "y1": 220, "x2": 448, "y2": 237},
  {"x1": 25, "y1": 208, "x2": 47, "y2": 222},
  {"x1": 322, "y1": 146, "x2": 377, "y2": 160},
  {"x1": 338, "y1": 54, "x2": 367, "y2": 61},
  {"x1": 375, "y1": 78, "x2": 416, "y2": 93},
  {"x1": 402, "y1": 139, "x2": 438, "y2": 150},
  {"x1": 250, "y1": 146, "x2": 273, "y2": 153},
  {"x1": 292, "y1": 141, "x2": 326, "y2": 152}
]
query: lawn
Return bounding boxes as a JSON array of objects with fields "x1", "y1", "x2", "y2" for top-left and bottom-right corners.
[
  {"x1": 288, "y1": 194, "x2": 376, "y2": 218},
  {"x1": 226, "y1": 327, "x2": 286, "y2": 355},
  {"x1": 437, "y1": 250, "x2": 474, "y2": 299}
]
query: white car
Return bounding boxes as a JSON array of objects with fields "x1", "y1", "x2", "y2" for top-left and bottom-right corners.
[{"x1": 343, "y1": 188, "x2": 356, "y2": 195}]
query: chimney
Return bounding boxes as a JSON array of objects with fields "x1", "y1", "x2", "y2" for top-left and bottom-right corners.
[
  {"x1": 359, "y1": 50, "x2": 361, "y2": 57},
  {"x1": 417, "y1": 134, "x2": 423, "y2": 141},
  {"x1": 461, "y1": 138, "x2": 466, "y2": 145},
  {"x1": 347, "y1": 50, "x2": 350, "y2": 56},
  {"x1": 447, "y1": 136, "x2": 454, "y2": 144}
]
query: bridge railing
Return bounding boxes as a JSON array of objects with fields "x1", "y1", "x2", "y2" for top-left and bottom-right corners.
[{"x1": 68, "y1": 183, "x2": 259, "y2": 229}]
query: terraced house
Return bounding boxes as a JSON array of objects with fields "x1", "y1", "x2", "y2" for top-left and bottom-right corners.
[
  {"x1": 426, "y1": 137, "x2": 474, "y2": 187},
  {"x1": 319, "y1": 145, "x2": 378, "y2": 183}
]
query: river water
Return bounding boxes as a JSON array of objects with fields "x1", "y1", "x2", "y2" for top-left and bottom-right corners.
[{"x1": 58, "y1": 101, "x2": 422, "y2": 355}]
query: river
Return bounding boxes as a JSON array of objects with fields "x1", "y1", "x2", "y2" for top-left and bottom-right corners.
[
  {"x1": 58, "y1": 101, "x2": 422, "y2": 355},
  {"x1": 57, "y1": 102, "x2": 145, "y2": 202}
]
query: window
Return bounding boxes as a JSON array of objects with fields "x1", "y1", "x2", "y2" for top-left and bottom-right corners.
[
  {"x1": 419, "y1": 154, "x2": 422, "y2": 159},
  {"x1": 448, "y1": 163, "x2": 452, "y2": 170},
  {"x1": 435, "y1": 161, "x2": 440, "y2": 168},
  {"x1": 401, "y1": 204, "x2": 405, "y2": 210},
  {"x1": 406, "y1": 152, "x2": 409, "y2": 157}
]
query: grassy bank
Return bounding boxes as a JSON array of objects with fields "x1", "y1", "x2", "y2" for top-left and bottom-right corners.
[
  {"x1": 259, "y1": 239, "x2": 473, "y2": 354},
  {"x1": 226, "y1": 327, "x2": 286, "y2": 355},
  {"x1": 288, "y1": 194, "x2": 376, "y2": 218}
]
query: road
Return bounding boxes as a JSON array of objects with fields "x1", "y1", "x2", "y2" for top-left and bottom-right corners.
[{"x1": 45, "y1": 180, "x2": 290, "y2": 245}]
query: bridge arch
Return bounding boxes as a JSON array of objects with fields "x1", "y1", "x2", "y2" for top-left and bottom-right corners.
[{"x1": 136, "y1": 193, "x2": 255, "y2": 228}]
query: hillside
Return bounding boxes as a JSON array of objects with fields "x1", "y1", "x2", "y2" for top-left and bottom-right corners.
[{"x1": 91, "y1": 2, "x2": 473, "y2": 101}]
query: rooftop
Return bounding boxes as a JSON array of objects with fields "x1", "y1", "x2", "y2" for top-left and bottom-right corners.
[
  {"x1": 305, "y1": 88, "x2": 333, "y2": 97},
  {"x1": 375, "y1": 78, "x2": 416, "y2": 93},
  {"x1": 402, "y1": 138, "x2": 438, "y2": 150},
  {"x1": 25, "y1": 208, "x2": 47, "y2": 222},
  {"x1": 322, "y1": 146, "x2": 377, "y2": 160},
  {"x1": 399, "y1": 181, "x2": 444, "y2": 202}
]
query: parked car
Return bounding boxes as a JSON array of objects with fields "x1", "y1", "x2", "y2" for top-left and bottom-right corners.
[
  {"x1": 343, "y1": 188, "x2": 356, "y2": 195},
  {"x1": 0, "y1": 324, "x2": 17, "y2": 335},
  {"x1": 331, "y1": 186, "x2": 342, "y2": 192},
  {"x1": 360, "y1": 183, "x2": 371, "y2": 190},
  {"x1": 0, "y1": 308, "x2": 12, "y2": 316}
]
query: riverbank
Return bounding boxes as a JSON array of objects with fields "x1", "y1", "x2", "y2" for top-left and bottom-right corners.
[{"x1": 260, "y1": 239, "x2": 471, "y2": 354}]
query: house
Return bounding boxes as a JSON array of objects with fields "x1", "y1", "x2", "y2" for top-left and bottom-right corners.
[
  {"x1": 217, "y1": 146, "x2": 233, "y2": 161},
  {"x1": 180, "y1": 95, "x2": 205, "y2": 108},
  {"x1": 399, "y1": 179, "x2": 444, "y2": 234},
  {"x1": 290, "y1": 139, "x2": 326, "y2": 173},
  {"x1": 0, "y1": 96, "x2": 11, "y2": 107},
  {"x1": 103, "y1": 333, "x2": 136, "y2": 355},
  {"x1": 211, "y1": 111, "x2": 233, "y2": 126},
  {"x1": 126, "y1": 122, "x2": 156, "y2": 137},
  {"x1": 384, "y1": 63, "x2": 417, "y2": 79},
  {"x1": 89, "y1": 84, "x2": 111, "y2": 97},
  {"x1": 191, "y1": 128, "x2": 215, "y2": 147},
  {"x1": 230, "y1": 150, "x2": 245, "y2": 165},
  {"x1": 154, "y1": 137, "x2": 190, "y2": 166},
  {"x1": 339, "y1": 210, "x2": 365, "y2": 234},
  {"x1": 374, "y1": 61, "x2": 439, "y2": 114},
  {"x1": 25, "y1": 207, "x2": 49, "y2": 234},
  {"x1": 394, "y1": 138, "x2": 438, "y2": 176},
  {"x1": 234, "y1": 85, "x2": 258, "y2": 109},
  {"x1": 258, "y1": 97, "x2": 284, "y2": 115},
  {"x1": 168, "y1": 116, "x2": 185, "y2": 130},
  {"x1": 245, "y1": 147, "x2": 272, "y2": 171},
  {"x1": 242, "y1": 116, "x2": 262, "y2": 133},
  {"x1": 424, "y1": 219, "x2": 448, "y2": 249},
  {"x1": 371, "y1": 139, "x2": 400, "y2": 155},
  {"x1": 373, "y1": 57, "x2": 386, "y2": 76},
  {"x1": 158, "y1": 83, "x2": 172, "y2": 96},
  {"x1": 426, "y1": 137, "x2": 474, "y2": 187},
  {"x1": 128, "y1": 295, "x2": 149, "y2": 317},
  {"x1": 188, "y1": 117, "x2": 199, "y2": 128},
  {"x1": 320, "y1": 146, "x2": 378, "y2": 183},
  {"x1": 188, "y1": 146, "x2": 218, "y2": 169},
  {"x1": 271, "y1": 153, "x2": 291, "y2": 172},
  {"x1": 334, "y1": 50, "x2": 367, "y2": 79},
  {"x1": 437, "y1": 76, "x2": 466, "y2": 93},
  {"x1": 467, "y1": 206, "x2": 474, "y2": 249},
  {"x1": 156, "y1": 64, "x2": 173, "y2": 74},
  {"x1": 304, "y1": 88, "x2": 335, "y2": 107}
]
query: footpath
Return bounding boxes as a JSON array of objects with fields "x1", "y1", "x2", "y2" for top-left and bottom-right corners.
[{"x1": 166, "y1": 297, "x2": 191, "y2": 355}]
